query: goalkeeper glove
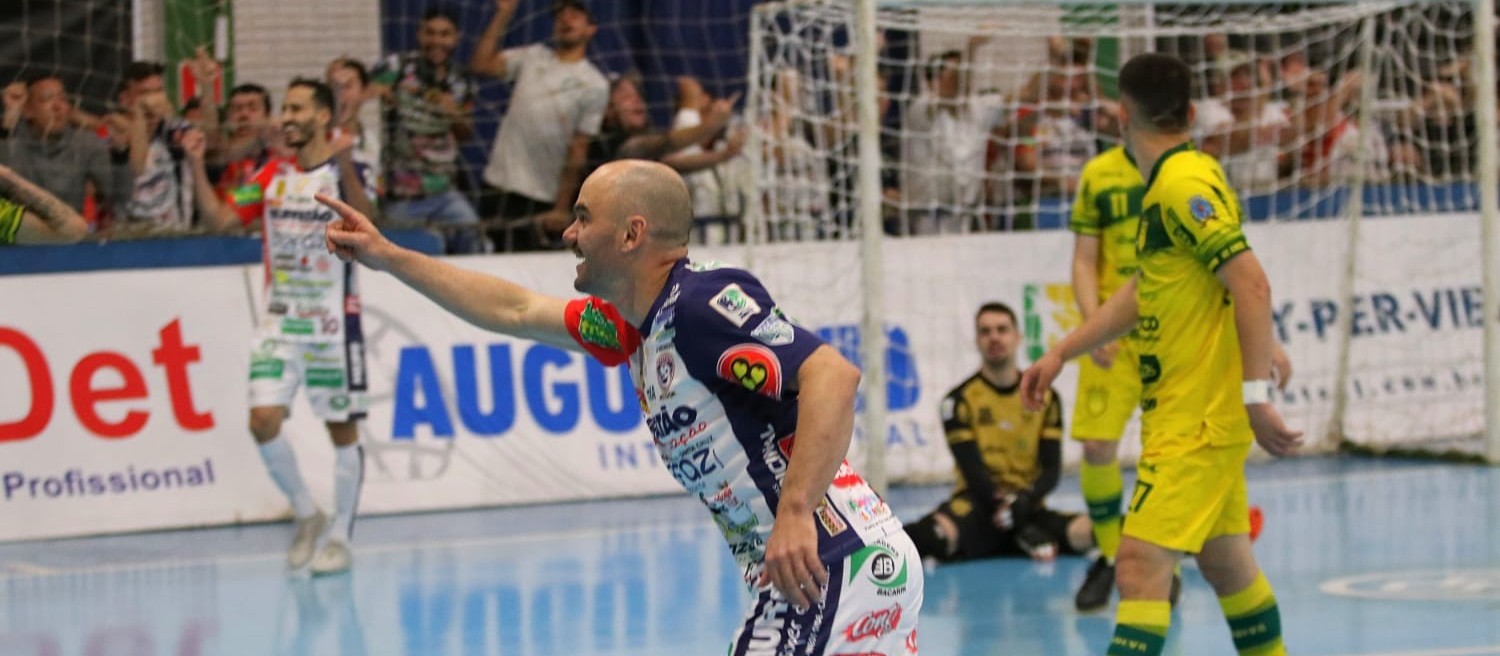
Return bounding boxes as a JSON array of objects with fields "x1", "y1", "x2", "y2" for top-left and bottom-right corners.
[{"x1": 1014, "y1": 523, "x2": 1057, "y2": 562}]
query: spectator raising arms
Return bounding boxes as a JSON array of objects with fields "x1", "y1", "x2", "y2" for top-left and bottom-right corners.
[{"x1": 471, "y1": 0, "x2": 608, "y2": 251}]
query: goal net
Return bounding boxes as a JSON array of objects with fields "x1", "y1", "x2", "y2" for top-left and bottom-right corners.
[{"x1": 748, "y1": 0, "x2": 1495, "y2": 482}]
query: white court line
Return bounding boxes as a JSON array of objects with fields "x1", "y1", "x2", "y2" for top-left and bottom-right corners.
[
  {"x1": 2, "y1": 561, "x2": 58, "y2": 576},
  {"x1": 0, "y1": 520, "x2": 701, "y2": 580},
  {"x1": 0, "y1": 465, "x2": 1461, "y2": 580},
  {"x1": 1325, "y1": 646, "x2": 1500, "y2": 656}
]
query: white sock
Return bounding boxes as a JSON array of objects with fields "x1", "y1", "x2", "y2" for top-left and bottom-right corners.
[
  {"x1": 329, "y1": 442, "x2": 364, "y2": 542},
  {"x1": 257, "y1": 435, "x2": 317, "y2": 518}
]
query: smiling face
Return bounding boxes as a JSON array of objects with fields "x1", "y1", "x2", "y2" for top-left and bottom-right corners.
[
  {"x1": 563, "y1": 172, "x2": 627, "y2": 297},
  {"x1": 279, "y1": 85, "x2": 329, "y2": 150},
  {"x1": 418, "y1": 16, "x2": 460, "y2": 66}
]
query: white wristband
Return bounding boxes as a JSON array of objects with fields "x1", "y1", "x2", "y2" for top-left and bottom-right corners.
[{"x1": 1242, "y1": 379, "x2": 1275, "y2": 405}]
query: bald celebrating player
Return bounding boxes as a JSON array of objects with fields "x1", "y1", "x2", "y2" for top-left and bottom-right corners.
[
  {"x1": 1022, "y1": 53, "x2": 1299, "y2": 656},
  {"x1": 322, "y1": 159, "x2": 923, "y2": 656}
]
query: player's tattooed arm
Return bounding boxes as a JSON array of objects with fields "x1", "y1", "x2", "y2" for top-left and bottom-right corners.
[{"x1": 0, "y1": 164, "x2": 88, "y2": 243}]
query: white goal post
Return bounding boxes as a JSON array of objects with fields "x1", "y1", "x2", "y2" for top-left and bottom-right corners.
[{"x1": 748, "y1": 0, "x2": 1500, "y2": 485}]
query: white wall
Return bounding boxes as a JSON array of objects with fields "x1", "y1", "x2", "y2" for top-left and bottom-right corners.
[{"x1": 233, "y1": 0, "x2": 383, "y2": 99}]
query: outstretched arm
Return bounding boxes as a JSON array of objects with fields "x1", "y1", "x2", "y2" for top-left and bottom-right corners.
[{"x1": 320, "y1": 193, "x2": 576, "y2": 349}]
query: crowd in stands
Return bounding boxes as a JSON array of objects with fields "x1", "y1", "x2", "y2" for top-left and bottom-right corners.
[{"x1": 0, "y1": 1, "x2": 1486, "y2": 253}]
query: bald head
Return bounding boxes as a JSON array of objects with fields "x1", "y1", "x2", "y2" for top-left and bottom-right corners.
[{"x1": 589, "y1": 160, "x2": 694, "y2": 248}]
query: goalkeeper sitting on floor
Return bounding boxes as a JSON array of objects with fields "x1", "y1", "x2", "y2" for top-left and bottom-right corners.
[{"x1": 908, "y1": 302, "x2": 1094, "y2": 564}]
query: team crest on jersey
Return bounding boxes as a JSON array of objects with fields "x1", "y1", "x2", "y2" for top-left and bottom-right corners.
[
  {"x1": 941, "y1": 396, "x2": 970, "y2": 424},
  {"x1": 1189, "y1": 195, "x2": 1216, "y2": 222},
  {"x1": 578, "y1": 300, "x2": 622, "y2": 350},
  {"x1": 710, "y1": 283, "x2": 762, "y2": 327},
  {"x1": 716, "y1": 344, "x2": 782, "y2": 398},
  {"x1": 655, "y1": 352, "x2": 676, "y2": 390}
]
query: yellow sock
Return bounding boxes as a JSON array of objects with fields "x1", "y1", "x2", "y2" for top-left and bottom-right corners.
[
  {"x1": 1218, "y1": 572, "x2": 1286, "y2": 656},
  {"x1": 1107, "y1": 599, "x2": 1170, "y2": 655},
  {"x1": 1081, "y1": 460, "x2": 1124, "y2": 560}
]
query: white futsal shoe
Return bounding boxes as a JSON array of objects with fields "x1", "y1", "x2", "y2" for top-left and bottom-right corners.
[
  {"x1": 287, "y1": 511, "x2": 327, "y2": 569},
  {"x1": 310, "y1": 539, "x2": 352, "y2": 576}
]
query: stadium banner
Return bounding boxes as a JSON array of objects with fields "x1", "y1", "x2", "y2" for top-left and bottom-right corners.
[
  {"x1": 1, "y1": 214, "x2": 1481, "y2": 541},
  {"x1": 0, "y1": 266, "x2": 279, "y2": 542}
]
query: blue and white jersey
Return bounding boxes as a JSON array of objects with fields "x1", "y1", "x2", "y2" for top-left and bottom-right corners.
[{"x1": 564, "y1": 259, "x2": 903, "y2": 590}]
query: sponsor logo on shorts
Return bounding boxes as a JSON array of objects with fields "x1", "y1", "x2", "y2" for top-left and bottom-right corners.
[
  {"x1": 281, "y1": 318, "x2": 315, "y2": 336},
  {"x1": 1139, "y1": 354, "x2": 1161, "y2": 385},
  {"x1": 815, "y1": 500, "x2": 848, "y2": 536},
  {"x1": 249, "y1": 358, "x2": 284, "y2": 380},
  {"x1": 832, "y1": 461, "x2": 863, "y2": 489},
  {"x1": 306, "y1": 368, "x2": 346, "y2": 389},
  {"x1": 742, "y1": 596, "x2": 826, "y2": 656},
  {"x1": 845, "y1": 490, "x2": 892, "y2": 524},
  {"x1": 347, "y1": 340, "x2": 366, "y2": 389},
  {"x1": 849, "y1": 543, "x2": 909, "y2": 596},
  {"x1": 843, "y1": 603, "x2": 902, "y2": 642}
]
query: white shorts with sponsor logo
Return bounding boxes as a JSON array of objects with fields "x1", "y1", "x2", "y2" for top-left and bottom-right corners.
[
  {"x1": 247, "y1": 332, "x2": 367, "y2": 422},
  {"x1": 729, "y1": 530, "x2": 924, "y2": 656}
]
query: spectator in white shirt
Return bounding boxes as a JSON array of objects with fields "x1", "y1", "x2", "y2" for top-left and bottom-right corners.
[
  {"x1": 1197, "y1": 59, "x2": 1292, "y2": 195},
  {"x1": 470, "y1": 0, "x2": 608, "y2": 251},
  {"x1": 900, "y1": 37, "x2": 1007, "y2": 235}
]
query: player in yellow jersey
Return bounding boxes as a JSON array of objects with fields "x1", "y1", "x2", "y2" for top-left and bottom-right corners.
[
  {"x1": 1069, "y1": 144, "x2": 1289, "y2": 614},
  {"x1": 1022, "y1": 53, "x2": 1301, "y2": 656},
  {"x1": 1067, "y1": 144, "x2": 1146, "y2": 612},
  {"x1": 0, "y1": 164, "x2": 88, "y2": 245}
]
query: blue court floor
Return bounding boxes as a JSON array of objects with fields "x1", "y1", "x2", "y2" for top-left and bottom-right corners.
[{"x1": 1, "y1": 456, "x2": 1497, "y2": 656}]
